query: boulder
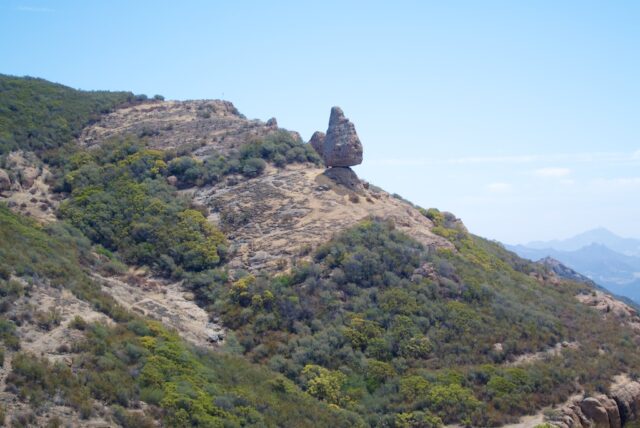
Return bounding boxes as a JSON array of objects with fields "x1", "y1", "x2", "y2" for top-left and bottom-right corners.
[
  {"x1": 597, "y1": 394, "x2": 622, "y2": 428},
  {"x1": 580, "y1": 397, "x2": 612, "y2": 427},
  {"x1": 322, "y1": 167, "x2": 362, "y2": 191},
  {"x1": 612, "y1": 380, "x2": 640, "y2": 424},
  {"x1": 309, "y1": 131, "x2": 325, "y2": 156},
  {"x1": 322, "y1": 107, "x2": 363, "y2": 167},
  {"x1": 0, "y1": 169, "x2": 10, "y2": 191}
]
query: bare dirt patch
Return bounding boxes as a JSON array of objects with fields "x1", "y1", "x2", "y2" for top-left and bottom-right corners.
[
  {"x1": 94, "y1": 273, "x2": 224, "y2": 348},
  {"x1": 195, "y1": 163, "x2": 452, "y2": 273}
]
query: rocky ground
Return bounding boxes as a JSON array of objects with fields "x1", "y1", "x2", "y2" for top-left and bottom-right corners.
[
  {"x1": 94, "y1": 271, "x2": 225, "y2": 348},
  {"x1": 0, "y1": 279, "x2": 116, "y2": 427},
  {"x1": 542, "y1": 292, "x2": 640, "y2": 428},
  {"x1": 194, "y1": 163, "x2": 452, "y2": 273},
  {"x1": 78, "y1": 99, "x2": 290, "y2": 157}
]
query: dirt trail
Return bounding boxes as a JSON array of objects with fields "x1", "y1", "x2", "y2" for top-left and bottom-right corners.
[{"x1": 506, "y1": 341, "x2": 580, "y2": 367}]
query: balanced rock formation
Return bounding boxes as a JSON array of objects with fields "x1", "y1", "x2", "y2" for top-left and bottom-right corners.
[{"x1": 310, "y1": 107, "x2": 364, "y2": 190}]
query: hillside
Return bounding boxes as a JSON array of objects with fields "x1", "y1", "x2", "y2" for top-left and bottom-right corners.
[{"x1": 1, "y1": 75, "x2": 640, "y2": 427}]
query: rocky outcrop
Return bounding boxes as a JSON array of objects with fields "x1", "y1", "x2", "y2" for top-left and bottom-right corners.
[
  {"x1": 611, "y1": 380, "x2": 640, "y2": 424},
  {"x1": 576, "y1": 291, "x2": 640, "y2": 332},
  {"x1": 0, "y1": 169, "x2": 10, "y2": 191},
  {"x1": 538, "y1": 257, "x2": 595, "y2": 285},
  {"x1": 550, "y1": 380, "x2": 640, "y2": 427},
  {"x1": 193, "y1": 163, "x2": 452, "y2": 273},
  {"x1": 309, "y1": 131, "x2": 325, "y2": 156},
  {"x1": 579, "y1": 396, "x2": 620, "y2": 428},
  {"x1": 309, "y1": 107, "x2": 364, "y2": 190},
  {"x1": 322, "y1": 107, "x2": 363, "y2": 167}
]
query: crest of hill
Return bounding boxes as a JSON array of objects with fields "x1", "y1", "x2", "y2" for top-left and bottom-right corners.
[{"x1": 78, "y1": 99, "x2": 298, "y2": 158}]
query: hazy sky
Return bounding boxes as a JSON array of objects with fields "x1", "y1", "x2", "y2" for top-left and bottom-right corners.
[{"x1": 1, "y1": 1, "x2": 638, "y2": 243}]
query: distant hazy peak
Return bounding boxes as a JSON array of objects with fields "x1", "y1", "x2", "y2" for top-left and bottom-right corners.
[{"x1": 525, "y1": 227, "x2": 640, "y2": 256}]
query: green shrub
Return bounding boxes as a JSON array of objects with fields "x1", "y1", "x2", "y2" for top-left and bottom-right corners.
[{"x1": 0, "y1": 74, "x2": 134, "y2": 154}]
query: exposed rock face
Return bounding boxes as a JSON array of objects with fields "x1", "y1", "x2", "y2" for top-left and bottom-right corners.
[
  {"x1": 612, "y1": 380, "x2": 640, "y2": 424},
  {"x1": 550, "y1": 380, "x2": 639, "y2": 427},
  {"x1": 309, "y1": 131, "x2": 325, "y2": 156},
  {"x1": 579, "y1": 396, "x2": 618, "y2": 427},
  {"x1": 538, "y1": 257, "x2": 595, "y2": 285},
  {"x1": 576, "y1": 291, "x2": 640, "y2": 332},
  {"x1": 322, "y1": 107, "x2": 363, "y2": 167},
  {"x1": 167, "y1": 175, "x2": 178, "y2": 187},
  {"x1": 193, "y1": 163, "x2": 453, "y2": 273},
  {"x1": 0, "y1": 169, "x2": 10, "y2": 191}
]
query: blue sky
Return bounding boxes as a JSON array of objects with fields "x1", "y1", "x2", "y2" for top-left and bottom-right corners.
[{"x1": 1, "y1": 0, "x2": 638, "y2": 243}]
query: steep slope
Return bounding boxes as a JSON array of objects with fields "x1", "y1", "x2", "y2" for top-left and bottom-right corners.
[{"x1": 0, "y1": 205, "x2": 362, "y2": 427}]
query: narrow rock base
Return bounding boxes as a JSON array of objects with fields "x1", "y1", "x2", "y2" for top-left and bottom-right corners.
[{"x1": 323, "y1": 167, "x2": 362, "y2": 191}]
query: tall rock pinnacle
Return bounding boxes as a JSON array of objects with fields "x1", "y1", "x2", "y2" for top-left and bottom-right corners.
[{"x1": 321, "y1": 107, "x2": 363, "y2": 167}]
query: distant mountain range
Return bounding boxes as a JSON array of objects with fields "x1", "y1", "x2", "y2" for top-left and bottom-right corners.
[
  {"x1": 508, "y1": 228, "x2": 640, "y2": 304},
  {"x1": 525, "y1": 227, "x2": 640, "y2": 256}
]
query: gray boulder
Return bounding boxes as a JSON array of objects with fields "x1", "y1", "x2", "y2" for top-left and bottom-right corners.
[
  {"x1": 322, "y1": 107, "x2": 363, "y2": 167},
  {"x1": 323, "y1": 167, "x2": 362, "y2": 190},
  {"x1": 309, "y1": 131, "x2": 325, "y2": 156},
  {"x1": 612, "y1": 380, "x2": 640, "y2": 424},
  {"x1": 579, "y1": 397, "x2": 614, "y2": 427}
]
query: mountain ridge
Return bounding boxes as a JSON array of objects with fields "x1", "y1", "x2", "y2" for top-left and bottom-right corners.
[
  {"x1": 524, "y1": 227, "x2": 640, "y2": 257},
  {"x1": 509, "y1": 238, "x2": 640, "y2": 304}
]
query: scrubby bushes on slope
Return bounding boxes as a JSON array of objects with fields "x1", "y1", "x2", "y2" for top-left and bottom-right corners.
[
  {"x1": 0, "y1": 74, "x2": 137, "y2": 154},
  {"x1": 183, "y1": 218, "x2": 640, "y2": 426},
  {"x1": 8, "y1": 320, "x2": 362, "y2": 427},
  {"x1": 56, "y1": 139, "x2": 228, "y2": 276},
  {"x1": 0, "y1": 205, "x2": 362, "y2": 427}
]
